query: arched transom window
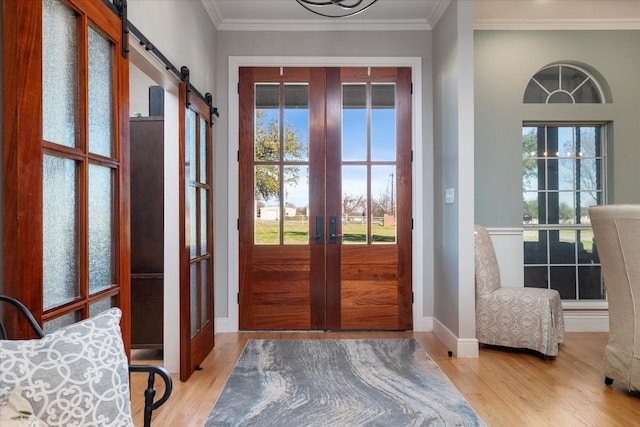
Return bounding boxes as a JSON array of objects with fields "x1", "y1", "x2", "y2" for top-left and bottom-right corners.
[{"x1": 524, "y1": 64, "x2": 605, "y2": 104}]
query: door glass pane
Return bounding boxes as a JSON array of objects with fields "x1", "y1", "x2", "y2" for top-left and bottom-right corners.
[
  {"x1": 200, "y1": 260, "x2": 209, "y2": 325},
  {"x1": 42, "y1": 0, "x2": 78, "y2": 147},
  {"x1": 189, "y1": 186, "x2": 197, "y2": 258},
  {"x1": 200, "y1": 116, "x2": 207, "y2": 183},
  {"x1": 88, "y1": 26, "x2": 113, "y2": 157},
  {"x1": 43, "y1": 310, "x2": 82, "y2": 334},
  {"x1": 43, "y1": 155, "x2": 79, "y2": 309},
  {"x1": 371, "y1": 84, "x2": 396, "y2": 161},
  {"x1": 186, "y1": 108, "x2": 197, "y2": 183},
  {"x1": 89, "y1": 296, "x2": 116, "y2": 317},
  {"x1": 200, "y1": 189, "x2": 208, "y2": 255},
  {"x1": 284, "y1": 84, "x2": 309, "y2": 162},
  {"x1": 255, "y1": 165, "x2": 280, "y2": 244},
  {"x1": 88, "y1": 164, "x2": 114, "y2": 294},
  {"x1": 255, "y1": 84, "x2": 280, "y2": 161},
  {"x1": 371, "y1": 165, "x2": 396, "y2": 243},
  {"x1": 342, "y1": 84, "x2": 367, "y2": 161},
  {"x1": 190, "y1": 263, "x2": 198, "y2": 337},
  {"x1": 342, "y1": 166, "x2": 367, "y2": 244},
  {"x1": 284, "y1": 166, "x2": 309, "y2": 244}
]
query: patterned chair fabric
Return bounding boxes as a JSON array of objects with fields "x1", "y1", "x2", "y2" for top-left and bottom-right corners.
[
  {"x1": 474, "y1": 225, "x2": 565, "y2": 357},
  {"x1": 589, "y1": 205, "x2": 640, "y2": 391}
]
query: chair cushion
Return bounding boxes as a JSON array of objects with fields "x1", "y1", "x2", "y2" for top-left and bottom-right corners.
[{"x1": 0, "y1": 308, "x2": 133, "y2": 427}]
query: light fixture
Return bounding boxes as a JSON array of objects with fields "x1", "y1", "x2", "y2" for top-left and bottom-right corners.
[{"x1": 295, "y1": 0, "x2": 379, "y2": 18}]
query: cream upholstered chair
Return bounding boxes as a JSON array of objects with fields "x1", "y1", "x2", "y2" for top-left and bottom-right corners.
[
  {"x1": 474, "y1": 225, "x2": 565, "y2": 357},
  {"x1": 589, "y1": 205, "x2": 640, "y2": 391}
]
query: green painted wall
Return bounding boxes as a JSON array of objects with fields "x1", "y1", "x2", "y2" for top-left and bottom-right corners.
[{"x1": 475, "y1": 30, "x2": 640, "y2": 227}]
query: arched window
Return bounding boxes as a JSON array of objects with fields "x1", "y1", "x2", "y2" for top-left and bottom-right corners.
[
  {"x1": 522, "y1": 62, "x2": 609, "y2": 304},
  {"x1": 523, "y1": 64, "x2": 605, "y2": 104}
]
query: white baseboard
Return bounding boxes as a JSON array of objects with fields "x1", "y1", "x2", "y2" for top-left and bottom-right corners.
[
  {"x1": 433, "y1": 318, "x2": 479, "y2": 358},
  {"x1": 564, "y1": 310, "x2": 609, "y2": 332}
]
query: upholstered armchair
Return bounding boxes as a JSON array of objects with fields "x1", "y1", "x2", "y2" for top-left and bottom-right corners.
[
  {"x1": 474, "y1": 225, "x2": 565, "y2": 357},
  {"x1": 589, "y1": 205, "x2": 640, "y2": 391}
]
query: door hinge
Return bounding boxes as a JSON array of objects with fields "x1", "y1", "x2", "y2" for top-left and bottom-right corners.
[
  {"x1": 237, "y1": 82, "x2": 240, "y2": 94},
  {"x1": 410, "y1": 82, "x2": 413, "y2": 94},
  {"x1": 411, "y1": 150, "x2": 414, "y2": 162},
  {"x1": 237, "y1": 292, "x2": 240, "y2": 304},
  {"x1": 412, "y1": 292, "x2": 414, "y2": 303},
  {"x1": 237, "y1": 218, "x2": 240, "y2": 230},
  {"x1": 411, "y1": 218, "x2": 414, "y2": 230},
  {"x1": 237, "y1": 150, "x2": 240, "y2": 162}
]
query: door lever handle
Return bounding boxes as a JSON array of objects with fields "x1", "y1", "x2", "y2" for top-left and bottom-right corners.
[
  {"x1": 315, "y1": 215, "x2": 323, "y2": 244},
  {"x1": 329, "y1": 216, "x2": 340, "y2": 244}
]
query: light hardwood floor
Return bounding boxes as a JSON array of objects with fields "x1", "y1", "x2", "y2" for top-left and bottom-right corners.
[{"x1": 130, "y1": 332, "x2": 640, "y2": 426}]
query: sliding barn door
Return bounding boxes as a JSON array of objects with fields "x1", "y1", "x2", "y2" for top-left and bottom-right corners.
[
  {"x1": 179, "y1": 84, "x2": 215, "y2": 381},
  {"x1": 2, "y1": 0, "x2": 130, "y2": 343},
  {"x1": 238, "y1": 66, "x2": 412, "y2": 331}
]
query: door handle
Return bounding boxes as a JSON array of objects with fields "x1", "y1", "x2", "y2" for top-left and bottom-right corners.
[
  {"x1": 315, "y1": 215, "x2": 323, "y2": 244},
  {"x1": 329, "y1": 215, "x2": 342, "y2": 244}
]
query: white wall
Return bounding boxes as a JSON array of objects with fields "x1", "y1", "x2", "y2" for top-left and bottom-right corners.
[{"x1": 432, "y1": 0, "x2": 478, "y2": 357}]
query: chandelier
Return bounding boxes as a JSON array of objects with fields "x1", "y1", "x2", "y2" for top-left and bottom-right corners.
[{"x1": 295, "y1": 0, "x2": 379, "y2": 18}]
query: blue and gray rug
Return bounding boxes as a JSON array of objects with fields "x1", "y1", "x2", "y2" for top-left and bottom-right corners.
[{"x1": 205, "y1": 339, "x2": 485, "y2": 426}]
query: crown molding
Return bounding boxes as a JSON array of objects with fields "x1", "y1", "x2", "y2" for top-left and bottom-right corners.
[
  {"x1": 475, "y1": 18, "x2": 640, "y2": 31},
  {"x1": 217, "y1": 19, "x2": 431, "y2": 32},
  {"x1": 201, "y1": 0, "x2": 223, "y2": 29}
]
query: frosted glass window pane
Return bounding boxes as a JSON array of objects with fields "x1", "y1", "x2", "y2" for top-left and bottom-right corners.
[
  {"x1": 44, "y1": 310, "x2": 82, "y2": 334},
  {"x1": 90, "y1": 296, "x2": 116, "y2": 317},
  {"x1": 190, "y1": 263, "x2": 198, "y2": 337},
  {"x1": 88, "y1": 26, "x2": 114, "y2": 157},
  {"x1": 42, "y1": 0, "x2": 78, "y2": 147},
  {"x1": 43, "y1": 155, "x2": 79, "y2": 310},
  {"x1": 186, "y1": 108, "x2": 197, "y2": 183},
  {"x1": 89, "y1": 164, "x2": 115, "y2": 293},
  {"x1": 200, "y1": 116, "x2": 207, "y2": 184}
]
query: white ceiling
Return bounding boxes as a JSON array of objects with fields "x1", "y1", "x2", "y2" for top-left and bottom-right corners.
[{"x1": 201, "y1": 0, "x2": 640, "y2": 31}]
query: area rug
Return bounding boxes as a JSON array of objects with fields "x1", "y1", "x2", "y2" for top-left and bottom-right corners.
[{"x1": 204, "y1": 339, "x2": 486, "y2": 426}]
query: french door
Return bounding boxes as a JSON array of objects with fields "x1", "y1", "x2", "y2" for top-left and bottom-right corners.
[{"x1": 239, "y1": 66, "x2": 412, "y2": 331}]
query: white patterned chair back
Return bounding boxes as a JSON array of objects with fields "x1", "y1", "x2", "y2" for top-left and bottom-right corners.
[{"x1": 474, "y1": 225, "x2": 501, "y2": 299}]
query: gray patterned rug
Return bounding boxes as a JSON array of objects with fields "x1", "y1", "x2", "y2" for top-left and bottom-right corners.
[{"x1": 205, "y1": 339, "x2": 485, "y2": 427}]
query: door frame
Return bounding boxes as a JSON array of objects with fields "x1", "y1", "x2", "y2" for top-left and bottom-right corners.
[{"x1": 225, "y1": 56, "x2": 426, "y2": 332}]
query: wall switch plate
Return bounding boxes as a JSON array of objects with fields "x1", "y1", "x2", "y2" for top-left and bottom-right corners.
[{"x1": 445, "y1": 188, "x2": 455, "y2": 204}]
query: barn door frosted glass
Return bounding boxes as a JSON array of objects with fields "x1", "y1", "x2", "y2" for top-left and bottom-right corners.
[
  {"x1": 42, "y1": 0, "x2": 79, "y2": 310},
  {"x1": 43, "y1": 155, "x2": 79, "y2": 309},
  {"x1": 88, "y1": 26, "x2": 113, "y2": 157},
  {"x1": 42, "y1": 0, "x2": 78, "y2": 147}
]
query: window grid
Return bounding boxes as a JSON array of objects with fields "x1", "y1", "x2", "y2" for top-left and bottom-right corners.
[{"x1": 522, "y1": 125, "x2": 606, "y2": 301}]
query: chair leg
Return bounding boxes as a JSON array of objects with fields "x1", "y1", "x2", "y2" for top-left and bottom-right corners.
[{"x1": 604, "y1": 377, "x2": 614, "y2": 385}]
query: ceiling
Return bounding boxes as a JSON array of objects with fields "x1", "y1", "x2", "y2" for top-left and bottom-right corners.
[{"x1": 201, "y1": 0, "x2": 640, "y2": 31}]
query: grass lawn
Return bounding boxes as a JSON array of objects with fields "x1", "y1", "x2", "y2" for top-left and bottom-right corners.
[{"x1": 254, "y1": 220, "x2": 397, "y2": 244}]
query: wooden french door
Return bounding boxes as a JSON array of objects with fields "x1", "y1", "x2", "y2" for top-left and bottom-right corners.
[
  {"x1": 239, "y1": 66, "x2": 412, "y2": 331},
  {"x1": 179, "y1": 85, "x2": 215, "y2": 381}
]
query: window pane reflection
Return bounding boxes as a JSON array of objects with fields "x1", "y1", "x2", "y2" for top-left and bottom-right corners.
[{"x1": 342, "y1": 166, "x2": 367, "y2": 244}]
